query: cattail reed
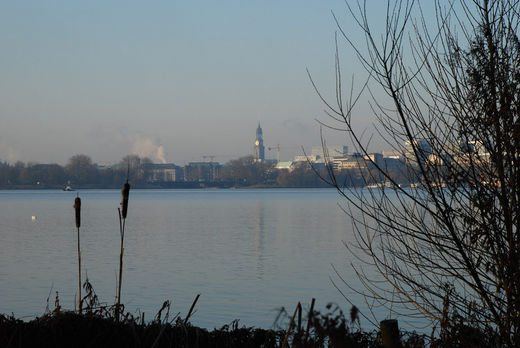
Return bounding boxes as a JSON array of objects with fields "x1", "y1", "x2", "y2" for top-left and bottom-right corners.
[
  {"x1": 74, "y1": 195, "x2": 82, "y2": 313},
  {"x1": 121, "y1": 182, "x2": 130, "y2": 218},
  {"x1": 116, "y1": 180, "x2": 130, "y2": 320}
]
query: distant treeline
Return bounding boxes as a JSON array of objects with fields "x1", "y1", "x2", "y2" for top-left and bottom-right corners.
[
  {"x1": 0, "y1": 154, "x2": 410, "y2": 189},
  {"x1": 0, "y1": 155, "x2": 133, "y2": 189}
]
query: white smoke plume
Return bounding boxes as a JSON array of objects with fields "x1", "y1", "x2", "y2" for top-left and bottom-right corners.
[
  {"x1": 0, "y1": 139, "x2": 21, "y2": 164},
  {"x1": 156, "y1": 145, "x2": 167, "y2": 164},
  {"x1": 131, "y1": 137, "x2": 167, "y2": 164}
]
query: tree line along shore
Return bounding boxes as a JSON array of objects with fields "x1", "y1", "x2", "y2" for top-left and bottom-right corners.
[{"x1": 0, "y1": 153, "x2": 415, "y2": 189}]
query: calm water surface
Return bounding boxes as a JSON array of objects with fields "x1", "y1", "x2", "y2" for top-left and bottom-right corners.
[{"x1": 0, "y1": 188, "x2": 368, "y2": 328}]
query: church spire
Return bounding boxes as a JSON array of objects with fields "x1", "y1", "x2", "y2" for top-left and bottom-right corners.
[{"x1": 254, "y1": 123, "x2": 265, "y2": 162}]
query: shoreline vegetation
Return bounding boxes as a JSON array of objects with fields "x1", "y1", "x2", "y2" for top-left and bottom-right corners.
[
  {"x1": 0, "y1": 276, "x2": 431, "y2": 348},
  {"x1": 0, "y1": 295, "x2": 427, "y2": 348},
  {"x1": 0, "y1": 184, "x2": 332, "y2": 190},
  {"x1": 0, "y1": 288, "x2": 493, "y2": 347},
  {"x1": 0, "y1": 153, "x2": 414, "y2": 191}
]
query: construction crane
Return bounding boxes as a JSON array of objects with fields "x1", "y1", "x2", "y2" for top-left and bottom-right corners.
[
  {"x1": 266, "y1": 145, "x2": 302, "y2": 163},
  {"x1": 266, "y1": 144, "x2": 281, "y2": 163}
]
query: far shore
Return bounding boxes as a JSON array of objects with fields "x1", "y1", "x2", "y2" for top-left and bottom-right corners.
[{"x1": 0, "y1": 183, "x2": 339, "y2": 190}]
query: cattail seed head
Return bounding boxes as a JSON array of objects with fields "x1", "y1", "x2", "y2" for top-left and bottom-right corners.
[
  {"x1": 121, "y1": 182, "x2": 130, "y2": 219},
  {"x1": 74, "y1": 197, "x2": 81, "y2": 228}
]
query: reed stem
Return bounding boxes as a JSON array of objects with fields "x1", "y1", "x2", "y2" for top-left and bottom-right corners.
[
  {"x1": 77, "y1": 227, "x2": 82, "y2": 312},
  {"x1": 116, "y1": 180, "x2": 130, "y2": 321},
  {"x1": 74, "y1": 196, "x2": 82, "y2": 313},
  {"x1": 116, "y1": 208, "x2": 125, "y2": 320},
  {"x1": 304, "y1": 298, "x2": 315, "y2": 341},
  {"x1": 281, "y1": 302, "x2": 302, "y2": 348},
  {"x1": 184, "y1": 294, "x2": 201, "y2": 324}
]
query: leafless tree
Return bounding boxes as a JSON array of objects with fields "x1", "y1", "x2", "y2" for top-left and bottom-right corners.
[
  {"x1": 66, "y1": 154, "x2": 98, "y2": 184},
  {"x1": 314, "y1": 0, "x2": 520, "y2": 344}
]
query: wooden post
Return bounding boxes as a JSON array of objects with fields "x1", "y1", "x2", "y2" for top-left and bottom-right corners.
[{"x1": 380, "y1": 319, "x2": 401, "y2": 348}]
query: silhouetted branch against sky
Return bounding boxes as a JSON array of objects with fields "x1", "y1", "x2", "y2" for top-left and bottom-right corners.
[{"x1": 320, "y1": 0, "x2": 520, "y2": 344}]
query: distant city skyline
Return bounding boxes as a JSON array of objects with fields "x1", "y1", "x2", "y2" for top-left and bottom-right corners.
[{"x1": 0, "y1": 2, "x2": 440, "y2": 165}]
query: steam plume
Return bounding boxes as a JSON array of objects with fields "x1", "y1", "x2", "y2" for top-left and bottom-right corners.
[
  {"x1": 132, "y1": 137, "x2": 167, "y2": 163},
  {"x1": 156, "y1": 145, "x2": 167, "y2": 164}
]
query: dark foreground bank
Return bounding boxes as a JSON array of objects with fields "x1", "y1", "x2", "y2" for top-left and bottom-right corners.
[
  {"x1": 0, "y1": 311, "x2": 283, "y2": 348},
  {"x1": 0, "y1": 304, "x2": 503, "y2": 348},
  {"x1": 0, "y1": 283, "x2": 495, "y2": 348},
  {"x1": 0, "y1": 311, "x2": 420, "y2": 348}
]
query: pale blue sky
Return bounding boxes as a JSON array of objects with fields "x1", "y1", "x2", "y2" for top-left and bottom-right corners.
[{"x1": 0, "y1": 1, "x2": 398, "y2": 165}]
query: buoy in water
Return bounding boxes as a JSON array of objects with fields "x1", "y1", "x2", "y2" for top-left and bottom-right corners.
[{"x1": 31, "y1": 216, "x2": 37, "y2": 220}]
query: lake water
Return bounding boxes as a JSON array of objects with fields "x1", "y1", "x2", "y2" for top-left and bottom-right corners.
[{"x1": 0, "y1": 188, "x2": 372, "y2": 329}]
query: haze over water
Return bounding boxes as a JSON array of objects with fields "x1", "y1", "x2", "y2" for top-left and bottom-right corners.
[{"x1": 0, "y1": 188, "x2": 368, "y2": 328}]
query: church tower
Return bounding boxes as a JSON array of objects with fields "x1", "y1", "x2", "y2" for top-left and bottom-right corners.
[{"x1": 254, "y1": 123, "x2": 265, "y2": 162}]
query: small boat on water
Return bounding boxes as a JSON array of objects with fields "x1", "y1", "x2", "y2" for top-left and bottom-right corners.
[{"x1": 63, "y1": 185, "x2": 74, "y2": 191}]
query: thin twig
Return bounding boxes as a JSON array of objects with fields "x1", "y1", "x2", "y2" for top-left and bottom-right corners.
[{"x1": 184, "y1": 294, "x2": 201, "y2": 325}]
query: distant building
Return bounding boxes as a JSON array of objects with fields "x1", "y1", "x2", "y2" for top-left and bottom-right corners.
[
  {"x1": 275, "y1": 161, "x2": 294, "y2": 171},
  {"x1": 332, "y1": 153, "x2": 366, "y2": 171},
  {"x1": 184, "y1": 161, "x2": 221, "y2": 182},
  {"x1": 382, "y1": 157, "x2": 405, "y2": 171},
  {"x1": 468, "y1": 140, "x2": 488, "y2": 155},
  {"x1": 264, "y1": 159, "x2": 278, "y2": 165},
  {"x1": 254, "y1": 123, "x2": 265, "y2": 163},
  {"x1": 294, "y1": 145, "x2": 348, "y2": 164},
  {"x1": 311, "y1": 145, "x2": 349, "y2": 161},
  {"x1": 405, "y1": 139, "x2": 432, "y2": 167},
  {"x1": 382, "y1": 150, "x2": 403, "y2": 159},
  {"x1": 364, "y1": 153, "x2": 383, "y2": 167},
  {"x1": 94, "y1": 163, "x2": 112, "y2": 171},
  {"x1": 142, "y1": 163, "x2": 182, "y2": 183},
  {"x1": 330, "y1": 152, "x2": 385, "y2": 171},
  {"x1": 293, "y1": 154, "x2": 320, "y2": 163}
]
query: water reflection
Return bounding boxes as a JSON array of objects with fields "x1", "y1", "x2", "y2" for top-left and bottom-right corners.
[
  {"x1": 0, "y1": 189, "x2": 362, "y2": 329},
  {"x1": 253, "y1": 200, "x2": 265, "y2": 280}
]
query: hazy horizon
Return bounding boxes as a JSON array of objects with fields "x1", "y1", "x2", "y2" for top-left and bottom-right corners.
[{"x1": 0, "y1": 1, "x2": 425, "y2": 166}]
